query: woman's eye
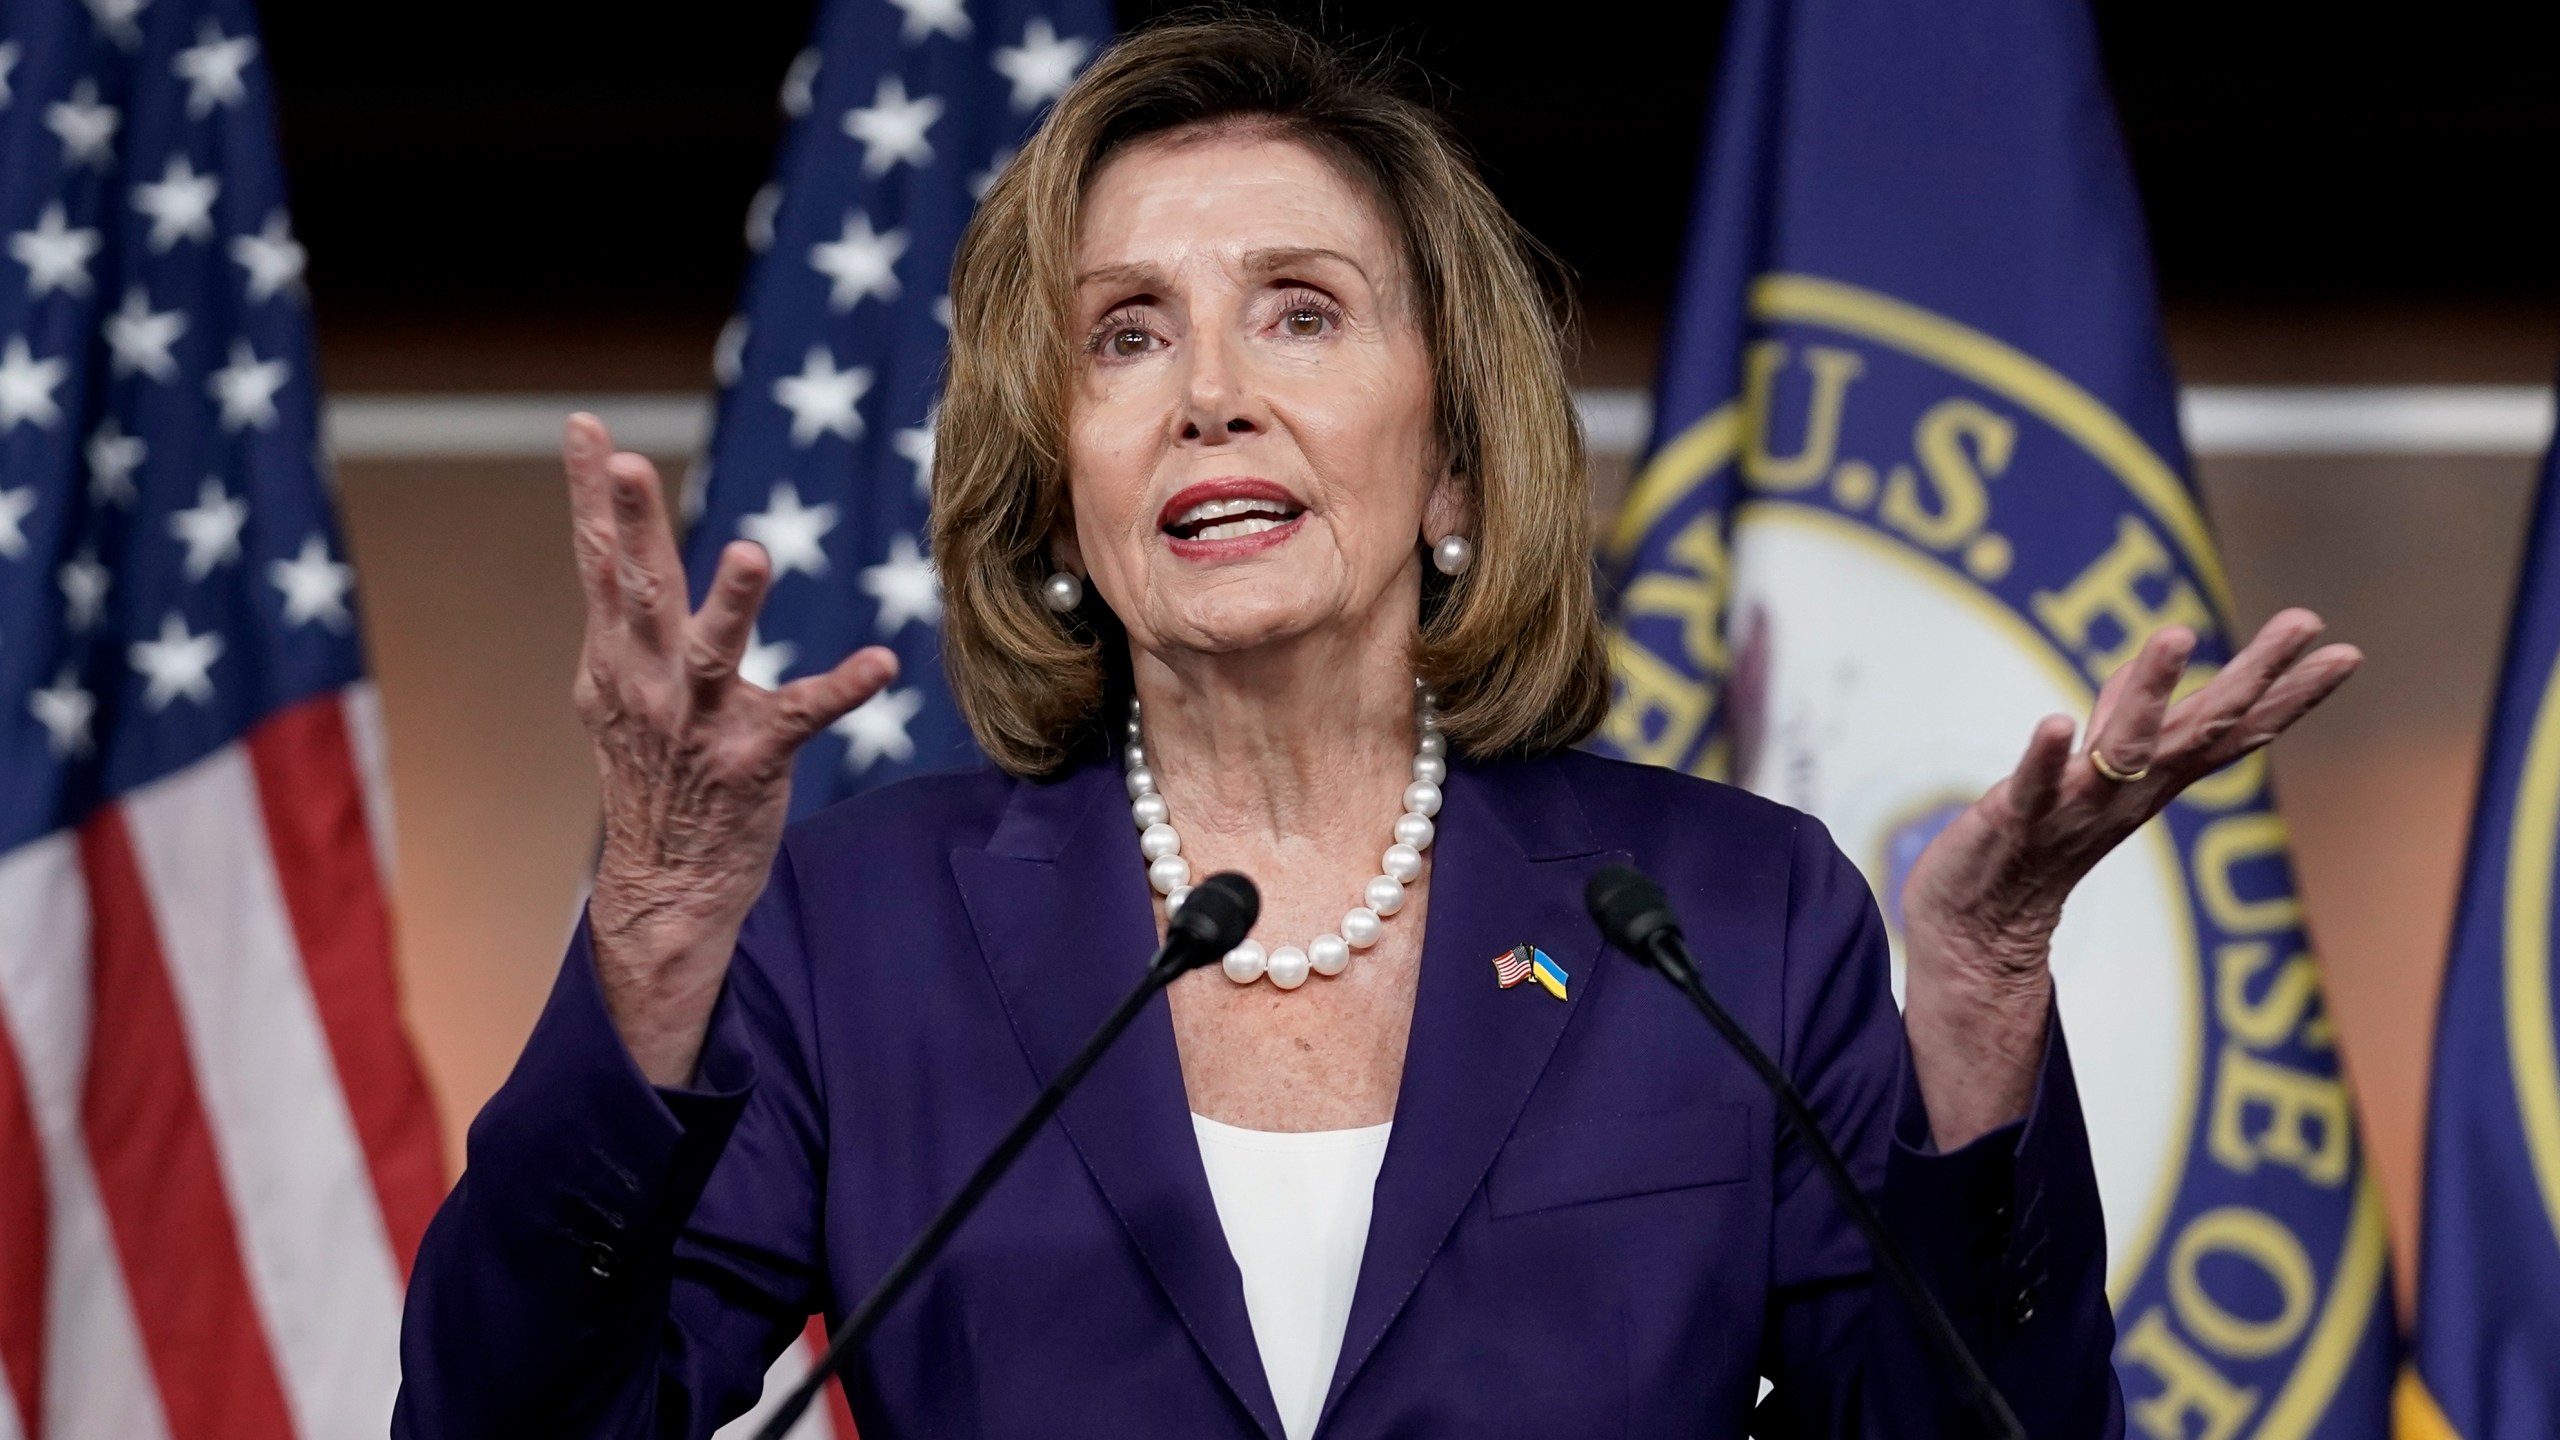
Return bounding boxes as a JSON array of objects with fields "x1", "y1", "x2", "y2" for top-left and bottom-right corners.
[
  {"x1": 1283, "y1": 308, "x2": 1327, "y2": 337},
  {"x1": 1109, "y1": 327, "x2": 1151, "y2": 356}
]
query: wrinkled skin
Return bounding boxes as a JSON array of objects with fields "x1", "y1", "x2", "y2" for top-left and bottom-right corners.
[
  {"x1": 563, "y1": 415, "x2": 896, "y2": 1085},
  {"x1": 1900, "y1": 614, "x2": 2359, "y2": 1144}
]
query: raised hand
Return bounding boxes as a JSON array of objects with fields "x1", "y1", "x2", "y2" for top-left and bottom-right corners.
[
  {"x1": 562, "y1": 414, "x2": 897, "y2": 1085},
  {"x1": 1896, "y1": 609, "x2": 2363, "y2": 1147}
]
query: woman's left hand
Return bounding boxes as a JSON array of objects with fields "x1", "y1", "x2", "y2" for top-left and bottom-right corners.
[{"x1": 1897, "y1": 608, "x2": 2364, "y2": 1149}]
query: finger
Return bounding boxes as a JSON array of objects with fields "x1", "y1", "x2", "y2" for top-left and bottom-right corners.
[
  {"x1": 562, "y1": 414, "x2": 623, "y2": 632},
  {"x1": 2202, "y1": 642, "x2": 2363, "y2": 767},
  {"x1": 2159, "y1": 608, "x2": 2324, "y2": 761},
  {"x1": 2006, "y1": 713, "x2": 2078, "y2": 824},
  {"x1": 2082, "y1": 663, "x2": 2126, "y2": 749},
  {"x1": 2086, "y1": 626, "x2": 2195, "y2": 776},
  {"x1": 772, "y1": 646, "x2": 901, "y2": 746},
  {"x1": 685, "y1": 540, "x2": 775, "y2": 701},
  {"x1": 605, "y1": 451, "x2": 689, "y2": 651},
  {"x1": 2082, "y1": 628, "x2": 2157, "y2": 753}
]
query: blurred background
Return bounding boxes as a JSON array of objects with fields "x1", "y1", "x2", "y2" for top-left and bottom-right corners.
[{"x1": 271, "y1": 0, "x2": 2559, "y2": 1317}]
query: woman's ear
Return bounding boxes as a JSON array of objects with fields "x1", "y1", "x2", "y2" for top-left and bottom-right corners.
[
  {"x1": 1049, "y1": 487, "x2": 1086, "y2": 577},
  {"x1": 1421, "y1": 459, "x2": 1474, "y2": 548}
]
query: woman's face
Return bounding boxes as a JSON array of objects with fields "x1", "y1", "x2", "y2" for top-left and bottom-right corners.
[{"x1": 1058, "y1": 128, "x2": 1459, "y2": 666}]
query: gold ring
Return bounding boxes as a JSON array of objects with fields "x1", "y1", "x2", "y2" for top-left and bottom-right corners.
[{"x1": 2088, "y1": 746, "x2": 2149, "y2": 784}]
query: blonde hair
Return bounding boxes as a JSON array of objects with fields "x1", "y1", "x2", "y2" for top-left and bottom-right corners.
[{"x1": 932, "y1": 16, "x2": 1607, "y2": 775}]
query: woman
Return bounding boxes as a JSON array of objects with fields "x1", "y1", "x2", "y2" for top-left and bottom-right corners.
[{"x1": 395, "y1": 20, "x2": 2359, "y2": 1439}]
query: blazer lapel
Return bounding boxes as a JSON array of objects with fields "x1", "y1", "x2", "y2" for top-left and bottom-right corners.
[
  {"x1": 1319, "y1": 757, "x2": 1619, "y2": 1425},
  {"x1": 950, "y1": 761, "x2": 1286, "y2": 1440}
]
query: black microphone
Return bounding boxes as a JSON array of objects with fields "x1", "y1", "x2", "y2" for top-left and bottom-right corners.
[
  {"x1": 1584, "y1": 865, "x2": 2028, "y2": 1440},
  {"x1": 753, "y1": 872, "x2": 1259, "y2": 1439}
]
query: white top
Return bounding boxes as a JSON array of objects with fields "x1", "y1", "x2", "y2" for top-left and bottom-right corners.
[{"x1": 1191, "y1": 1113, "x2": 1394, "y2": 1440}]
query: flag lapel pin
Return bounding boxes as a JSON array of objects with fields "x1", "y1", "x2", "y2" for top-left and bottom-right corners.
[{"x1": 1492, "y1": 944, "x2": 1568, "y2": 1001}]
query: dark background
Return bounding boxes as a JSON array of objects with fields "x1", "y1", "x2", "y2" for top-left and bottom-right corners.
[{"x1": 261, "y1": 2, "x2": 2560, "y2": 322}]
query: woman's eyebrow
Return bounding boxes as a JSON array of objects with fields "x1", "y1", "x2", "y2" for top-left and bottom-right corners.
[
  {"x1": 1075, "y1": 261, "x2": 1165, "y2": 291},
  {"x1": 1241, "y1": 246, "x2": 1368, "y2": 282}
]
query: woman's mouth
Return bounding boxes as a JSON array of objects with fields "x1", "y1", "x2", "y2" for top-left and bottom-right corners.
[
  {"x1": 1157, "y1": 480, "x2": 1308, "y2": 559},
  {"x1": 1163, "y1": 495, "x2": 1306, "y2": 540}
]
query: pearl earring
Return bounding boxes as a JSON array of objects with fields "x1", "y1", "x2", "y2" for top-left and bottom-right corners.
[
  {"x1": 1041, "y1": 571, "x2": 1083, "y2": 612},
  {"x1": 1431, "y1": 534, "x2": 1474, "y2": 577}
]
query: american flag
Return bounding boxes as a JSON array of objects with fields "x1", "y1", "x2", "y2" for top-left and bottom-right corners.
[
  {"x1": 686, "y1": 0, "x2": 1111, "y2": 817},
  {"x1": 690, "y1": 0, "x2": 1107, "y2": 1433},
  {"x1": 0, "y1": 1, "x2": 442, "y2": 1437}
]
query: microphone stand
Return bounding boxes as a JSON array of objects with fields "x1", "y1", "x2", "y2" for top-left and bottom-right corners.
[
  {"x1": 1587, "y1": 868, "x2": 2028, "y2": 1440},
  {"x1": 752, "y1": 876, "x2": 1255, "y2": 1440}
]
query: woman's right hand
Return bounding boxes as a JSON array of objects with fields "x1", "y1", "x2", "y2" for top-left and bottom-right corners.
[{"x1": 562, "y1": 414, "x2": 898, "y2": 1086}]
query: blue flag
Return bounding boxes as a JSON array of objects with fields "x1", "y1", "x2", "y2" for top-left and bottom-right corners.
[
  {"x1": 687, "y1": 0, "x2": 1110, "y2": 814},
  {"x1": 2407, "y1": 396, "x2": 2560, "y2": 1439},
  {"x1": 2, "y1": 0, "x2": 366, "y2": 846},
  {"x1": 1593, "y1": 1, "x2": 2399, "y2": 1433}
]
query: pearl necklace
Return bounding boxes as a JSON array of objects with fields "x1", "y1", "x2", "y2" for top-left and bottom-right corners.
[{"x1": 1126, "y1": 682, "x2": 1448, "y2": 989}]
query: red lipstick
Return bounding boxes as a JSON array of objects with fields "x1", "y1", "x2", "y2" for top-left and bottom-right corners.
[{"x1": 1157, "y1": 478, "x2": 1308, "y2": 562}]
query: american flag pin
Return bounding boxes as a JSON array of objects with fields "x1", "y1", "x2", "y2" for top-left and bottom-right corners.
[{"x1": 1493, "y1": 945, "x2": 1569, "y2": 1001}]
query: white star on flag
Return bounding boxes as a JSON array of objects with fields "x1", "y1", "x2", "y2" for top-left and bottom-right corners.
[
  {"x1": 860, "y1": 533, "x2": 942, "y2": 635},
  {"x1": 173, "y1": 20, "x2": 259, "y2": 117},
  {"x1": 230, "y1": 210, "x2": 306, "y2": 302},
  {"x1": 772, "y1": 345, "x2": 871, "y2": 446},
  {"x1": 887, "y1": 0, "x2": 971, "y2": 43},
  {"x1": 894, "y1": 417, "x2": 936, "y2": 498},
  {"x1": 739, "y1": 627, "x2": 796, "y2": 691},
  {"x1": 810, "y1": 211, "x2": 907, "y2": 310},
  {"x1": 745, "y1": 182, "x2": 782, "y2": 253},
  {"x1": 208, "y1": 338, "x2": 289, "y2": 430},
  {"x1": 0, "y1": 336, "x2": 67, "y2": 431},
  {"x1": 993, "y1": 19, "x2": 1090, "y2": 111},
  {"x1": 85, "y1": 0, "x2": 148, "y2": 50},
  {"x1": 30, "y1": 671, "x2": 97, "y2": 758},
  {"x1": 133, "y1": 156, "x2": 220, "y2": 251},
  {"x1": 713, "y1": 316, "x2": 749, "y2": 386},
  {"x1": 106, "y1": 287, "x2": 186, "y2": 380},
  {"x1": 843, "y1": 76, "x2": 944, "y2": 176},
  {"x1": 46, "y1": 80, "x2": 120, "y2": 168},
  {"x1": 0, "y1": 41, "x2": 16, "y2": 107},
  {"x1": 0, "y1": 485, "x2": 34, "y2": 558},
  {"x1": 12, "y1": 202, "x2": 102, "y2": 297},
  {"x1": 59, "y1": 547, "x2": 111, "y2": 631},
  {"x1": 269, "y1": 533, "x2": 354, "y2": 629},
  {"x1": 968, "y1": 146, "x2": 1015, "y2": 201},
  {"x1": 170, "y1": 477, "x2": 249, "y2": 579},
  {"x1": 679, "y1": 459, "x2": 712, "y2": 524},
  {"x1": 834, "y1": 686, "x2": 924, "y2": 771},
  {"x1": 87, "y1": 418, "x2": 145, "y2": 505},
  {"x1": 737, "y1": 481, "x2": 840, "y2": 579},
  {"x1": 131, "y1": 612, "x2": 225, "y2": 710},
  {"x1": 780, "y1": 48, "x2": 820, "y2": 117}
]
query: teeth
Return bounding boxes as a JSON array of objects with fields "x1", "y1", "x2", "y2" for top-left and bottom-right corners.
[
  {"x1": 1192, "y1": 516, "x2": 1285, "y2": 540},
  {"x1": 1173, "y1": 495, "x2": 1299, "y2": 529}
]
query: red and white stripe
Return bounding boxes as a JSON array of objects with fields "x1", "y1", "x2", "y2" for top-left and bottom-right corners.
[
  {"x1": 716, "y1": 1318, "x2": 860, "y2": 1440},
  {"x1": 0, "y1": 686, "x2": 442, "y2": 1439}
]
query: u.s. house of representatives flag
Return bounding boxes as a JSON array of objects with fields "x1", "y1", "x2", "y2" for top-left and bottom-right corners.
[
  {"x1": 0, "y1": 0, "x2": 444, "y2": 1436},
  {"x1": 687, "y1": 0, "x2": 1110, "y2": 819},
  {"x1": 2406, "y1": 392, "x2": 2560, "y2": 1440},
  {"x1": 688, "y1": 1, "x2": 1105, "y2": 1434},
  {"x1": 1593, "y1": 0, "x2": 2399, "y2": 1435}
]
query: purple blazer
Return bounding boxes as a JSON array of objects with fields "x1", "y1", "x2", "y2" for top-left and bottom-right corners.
[{"x1": 395, "y1": 749, "x2": 2123, "y2": 1437}]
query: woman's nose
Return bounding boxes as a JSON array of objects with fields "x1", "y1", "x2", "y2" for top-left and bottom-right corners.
[
  {"x1": 1181, "y1": 415, "x2": 1256, "y2": 441},
  {"x1": 1177, "y1": 332, "x2": 1263, "y2": 443}
]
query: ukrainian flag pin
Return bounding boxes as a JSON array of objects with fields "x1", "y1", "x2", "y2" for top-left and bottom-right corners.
[{"x1": 1491, "y1": 944, "x2": 1569, "y2": 1001}]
